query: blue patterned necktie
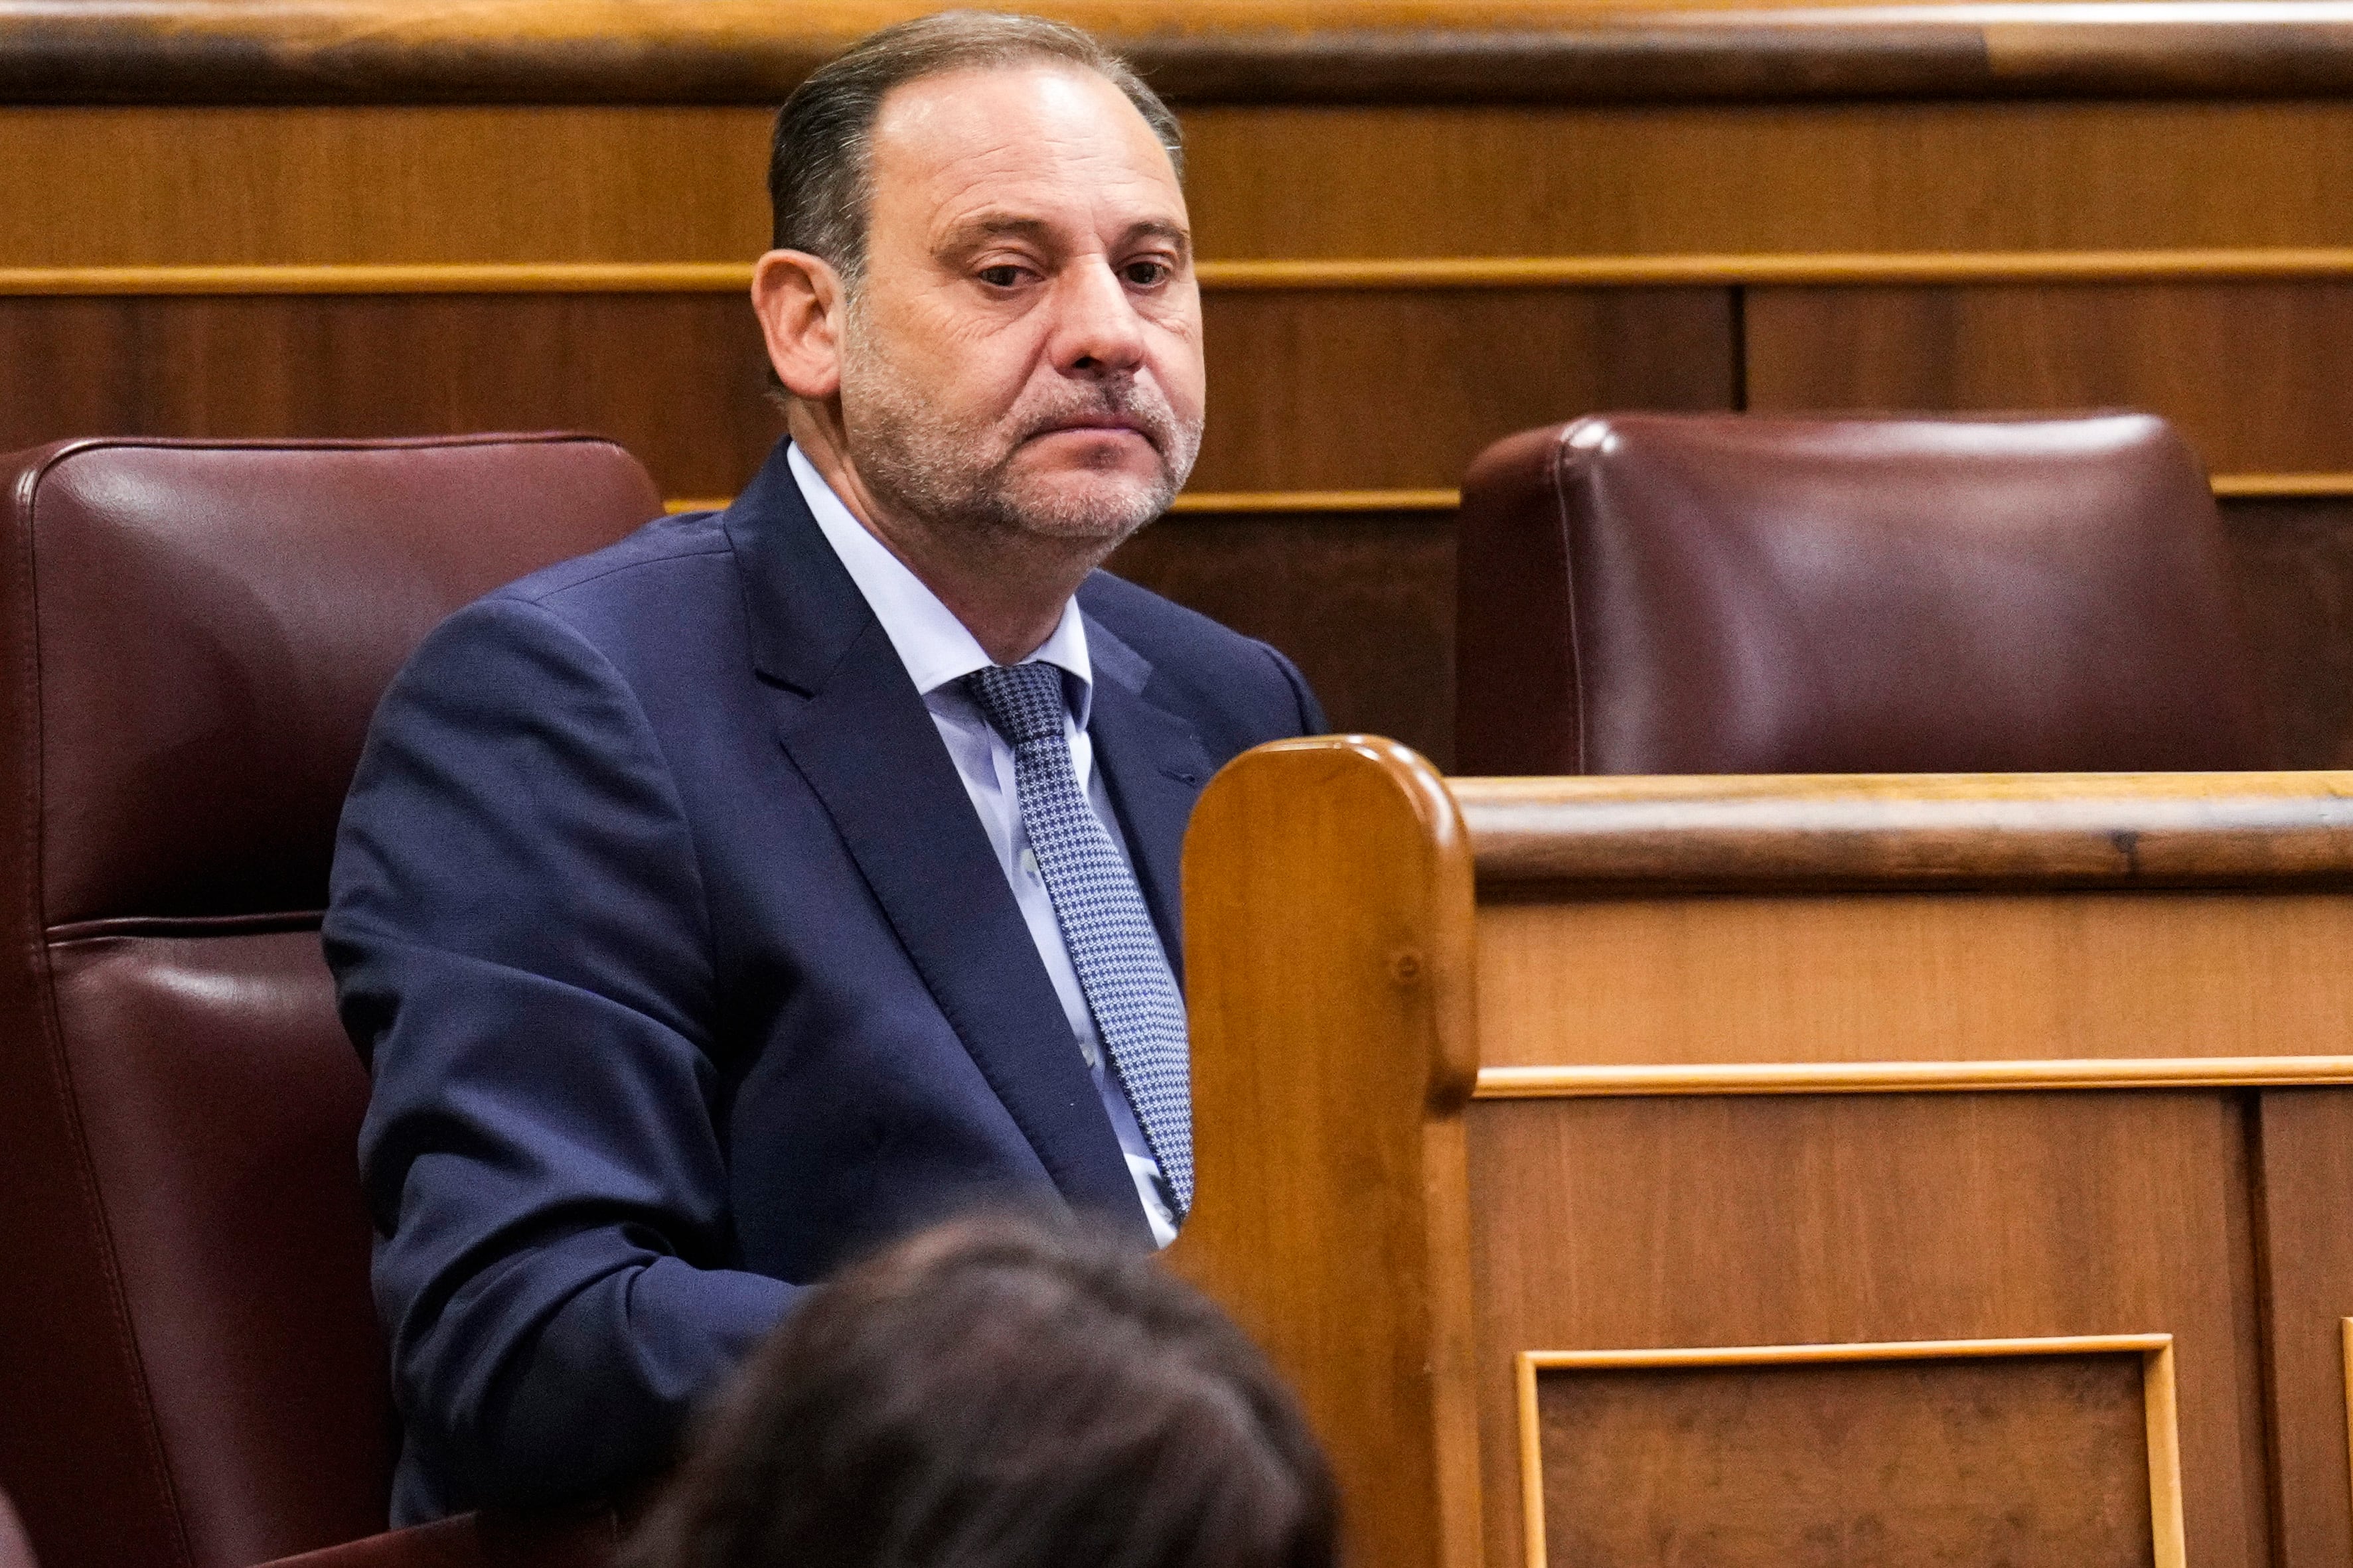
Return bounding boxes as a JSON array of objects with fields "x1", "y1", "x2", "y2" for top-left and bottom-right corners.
[{"x1": 964, "y1": 661, "x2": 1193, "y2": 1217}]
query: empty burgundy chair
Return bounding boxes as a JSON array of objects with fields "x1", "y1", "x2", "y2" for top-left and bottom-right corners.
[
  {"x1": 1456, "y1": 411, "x2": 2277, "y2": 774},
  {"x1": 0, "y1": 435, "x2": 662, "y2": 1568}
]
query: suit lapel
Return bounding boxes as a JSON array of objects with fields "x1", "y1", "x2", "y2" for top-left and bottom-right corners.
[
  {"x1": 722, "y1": 446, "x2": 1149, "y2": 1241},
  {"x1": 1082, "y1": 614, "x2": 1216, "y2": 984}
]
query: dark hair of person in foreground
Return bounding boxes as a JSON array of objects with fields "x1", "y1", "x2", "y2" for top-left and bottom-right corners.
[{"x1": 625, "y1": 1213, "x2": 1339, "y2": 1568}]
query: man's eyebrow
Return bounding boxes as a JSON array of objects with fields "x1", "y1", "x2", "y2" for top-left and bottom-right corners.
[
  {"x1": 937, "y1": 215, "x2": 1053, "y2": 253},
  {"x1": 935, "y1": 215, "x2": 1193, "y2": 256},
  {"x1": 1124, "y1": 220, "x2": 1193, "y2": 256}
]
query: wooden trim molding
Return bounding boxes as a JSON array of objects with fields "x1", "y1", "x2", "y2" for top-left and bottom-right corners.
[
  {"x1": 2344, "y1": 1318, "x2": 2353, "y2": 1524},
  {"x1": 1451, "y1": 770, "x2": 2353, "y2": 892},
  {"x1": 1203, "y1": 250, "x2": 2353, "y2": 289},
  {"x1": 2343, "y1": 1318, "x2": 2353, "y2": 1524},
  {"x1": 1167, "y1": 488, "x2": 1462, "y2": 514},
  {"x1": 1516, "y1": 1336, "x2": 2185, "y2": 1568},
  {"x1": 672, "y1": 477, "x2": 2348, "y2": 516},
  {"x1": 2211, "y1": 473, "x2": 2353, "y2": 499},
  {"x1": 7, "y1": 1, "x2": 2353, "y2": 106},
  {"x1": 0, "y1": 263, "x2": 755, "y2": 297},
  {"x1": 1473, "y1": 1056, "x2": 2353, "y2": 1099},
  {"x1": 16, "y1": 250, "x2": 2353, "y2": 297}
]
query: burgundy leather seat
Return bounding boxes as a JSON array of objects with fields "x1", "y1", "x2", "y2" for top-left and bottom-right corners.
[
  {"x1": 1456, "y1": 411, "x2": 2277, "y2": 775},
  {"x1": 0, "y1": 435, "x2": 662, "y2": 1568}
]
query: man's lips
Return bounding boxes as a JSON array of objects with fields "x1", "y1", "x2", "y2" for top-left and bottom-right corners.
[
  {"x1": 1033, "y1": 415, "x2": 1151, "y2": 437},
  {"x1": 1023, "y1": 415, "x2": 1163, "y2": 456}
]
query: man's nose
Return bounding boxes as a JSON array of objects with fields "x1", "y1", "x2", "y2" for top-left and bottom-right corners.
[{"x1": 1051, "y1": 259, "x2": 1148, "y2": 378}]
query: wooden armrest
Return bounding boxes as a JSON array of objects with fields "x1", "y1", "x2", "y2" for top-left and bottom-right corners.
[{"x1": 256, "y1": 1504, "x2": 627, "y2": 1568}]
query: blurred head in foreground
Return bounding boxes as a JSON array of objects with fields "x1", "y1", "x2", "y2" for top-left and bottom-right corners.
[{"x1": 628, "y1": 1214, "x2": 1338, "y2": 1568}]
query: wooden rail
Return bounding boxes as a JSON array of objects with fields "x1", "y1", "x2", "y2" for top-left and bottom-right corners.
[
  {"x1": 1453, "y1": 769, "x2": 2353, "y2": 890},
  {"x1": 8, "y1": 0, "x2": 2353, "y2": 105}
]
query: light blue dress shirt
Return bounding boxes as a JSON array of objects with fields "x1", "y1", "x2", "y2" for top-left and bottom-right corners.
[{"x1": 788, "y1": 444, "x2": 1179, "y2": 1246}]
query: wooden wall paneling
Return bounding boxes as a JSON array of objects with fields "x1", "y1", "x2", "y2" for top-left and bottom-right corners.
[
  {"x1": 25, "y1": 100, "x2": 2353, "y2": 271},
  {"x1": 0, "y1": 108, "x2": 774, "y2": 268},
  {"x1": 1465, "y1": 1090, "x2": 2274, "y2": 1568},
  {"x1": 1472, "y1": 892, "x2": 2353, "y2": 1070},
  {"x1": 1525, "y1": 1344, "x2": 2168, "y2": 1568},
  {"x1": 1180, "y1": 102, "x2": 2353, "y2": 260},
  {"x1": 2218, "y1": 497, "x2": 2353, "y2": 769},
  {"x1": 1104, "y1": 506, "x2": 1458, "y2": 768},
  {"x1": 1193, "y1": 287, "x2": 1735, "y2": 492},
  {"x1": 1742, "y1": 281, "x2": 2353, "y2": 474},
  {"x1": 2250, "y1": 1090, "x2": 2353, "y2": 1568},
  {"x1": 0, "y1": 293, "x2": 782, "y2": 499}
]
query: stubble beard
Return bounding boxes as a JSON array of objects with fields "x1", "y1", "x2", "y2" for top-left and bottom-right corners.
[{"x1": 836, "y1": 309, "x2": 1203, "y2": 561}]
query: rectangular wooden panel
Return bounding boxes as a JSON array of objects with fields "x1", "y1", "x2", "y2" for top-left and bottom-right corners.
[
  {"x1": 1474, "y1": 892, "x2": 2353, "y2": 1070},
  {"x1": 0, "y1": 106, "x2": 775, "y2": 267},
  {"x1": 1105, "y1": 507, "x2": 1456, "y2": 766},
  {"x1": 1193, "y1": 286, "x2": 1733, "y2": 491},
  {"x1": 1529, "y1": 1350, "x2": 2157, "y2": 1568},
  {"x1": 1183, "y1": 101, "x2": 2353, "y2": 259},
  {"x1": 1743, "y1": 282, "x2": 2353, "y2": 474},
  {"x1": 19, "y1": 100, "x2": 2353, "y2": 269},
  {"x1": 2220, "y1": 497, "x2": 2353, "y2": 770},
  {"x1": 0, "y1": 287, "x2": 1728, "y2": 500},
  {"x1": 2251, "y1": 1090, "x2": 2353, "y2": 1568},
  {"x1": 1464, "y1": 1092, "x2": 2272, "y2": 1568},
  {"x1": 0, "y1": 292, "x2": 781, "y2": 497}
]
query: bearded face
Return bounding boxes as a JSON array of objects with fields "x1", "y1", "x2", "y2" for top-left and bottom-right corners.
[
  {"x1": 838, "y1": 288, "x2": 1203, "y2": 550},
  {"x1": 824, "y1": 64, "x2": 1207, "y2": 561}
]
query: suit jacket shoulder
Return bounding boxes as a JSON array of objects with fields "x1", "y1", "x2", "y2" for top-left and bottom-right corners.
[{"x1": 1077, "y1": 567, "x2": 1328, "y2": 747}]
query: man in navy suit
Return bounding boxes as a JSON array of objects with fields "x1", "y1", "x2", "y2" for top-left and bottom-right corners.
[{"x1": 325, "y1": 12, "x2": 1322, "y2": 1524}]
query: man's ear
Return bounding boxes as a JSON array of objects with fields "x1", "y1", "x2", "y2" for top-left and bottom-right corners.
[{"x1": 751, "y1": 249, "x2": 848, "y2": 401}]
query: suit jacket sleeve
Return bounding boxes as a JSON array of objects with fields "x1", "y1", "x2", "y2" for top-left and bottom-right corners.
[{"x1": 324, "y1": 596, "x2": 793, "y2": 1512}]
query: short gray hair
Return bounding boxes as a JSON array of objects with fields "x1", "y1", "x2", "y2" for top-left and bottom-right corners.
[{"x1": 769, "y1": 11, "x2": 1185, "y2": 289}]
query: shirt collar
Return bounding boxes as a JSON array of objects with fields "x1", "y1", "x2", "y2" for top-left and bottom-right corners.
[{"x1": 789, "y1": 443, "x2": 1094, "y2": 725}]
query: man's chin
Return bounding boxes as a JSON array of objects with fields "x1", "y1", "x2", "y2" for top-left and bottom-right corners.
[{"x1": 994, "y1": 468, "x2": 1177, "y2": 541}]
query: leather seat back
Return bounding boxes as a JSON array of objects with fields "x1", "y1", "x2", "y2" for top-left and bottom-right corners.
[
  {"x1": 1456, "y1": 411, "x2": 2277, "y2": 774},
  {"x1": 0, "y1": 435, "x2": 662, "y2": 1568}
]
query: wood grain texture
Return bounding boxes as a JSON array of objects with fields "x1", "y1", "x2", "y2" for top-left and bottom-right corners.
[
  {"x1": 1105, "y1": 509, "x2": 1456, "y2": 768},
  {"x1": 11, "y1": 1, "x2": 2353, "y2": 106},
  {"x1": 1476, "y1": 1057, "x2": 2353, "y2": 1097},
  {"x1": 2220, "y1": 498, "x2": 2353, "y2": 770},
  {"x1": 2249, "y1": 1091, "x2": 2353, "y2": 1568},
  {"x1": 1452, "y1": 771, "x2": 2353, "y2": 892},
  {"x1": 26, "y1": 251, "x2": 2353, "y2": 297},
  {"x1": 1191, "y1": 287, "x2": 1734, "y2": 491},
  {"x1": 1472, "y1": 891, "x2": 2353, "y2": 1069},
  {"x1": 1184, "y1": 100, "x2": 2353, "y2": 259},
  {"x1": 1744, "y1": 281, "x2": 2353, "y2": 474},
  {"x1": 1529, "y1": 1351, "x2": 2159, "y2": 1568},
  {"x1": 1170, "y1": 736, "x2": 1480, "y2": 1568},
  {"x1": 1465, "y1": 1092, "x2": 2273, "y2": 1568},
  {"x1": 0, "y1": 289, "x2": 1726, "y2": 503},
  {"x1": 17, "y1": 100, "x2": 2353, "y2": 268},
  {"x1": 0, "y1": 293, "x2": 783, "y2": 499},
  {"x1": 0, "y1": 108, "x2": 773, "y2": 268}
]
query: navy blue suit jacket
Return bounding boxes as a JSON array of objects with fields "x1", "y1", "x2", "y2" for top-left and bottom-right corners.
[{"x1": 324, "y1": 441, "x2": 1324, "y2": 1522}]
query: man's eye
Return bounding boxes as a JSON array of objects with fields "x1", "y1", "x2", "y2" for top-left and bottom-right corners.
[
  {"x1": 977, "y1": 265, "x2": 1024, "y2": 288},
  {"x1": 1123, "y1": 260, "x2": 1172, "y2": 287}
]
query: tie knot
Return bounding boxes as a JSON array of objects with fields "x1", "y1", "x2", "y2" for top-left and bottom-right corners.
[{"x1": 965, "y1": 662, "x2": 1069, "y2": 749}]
